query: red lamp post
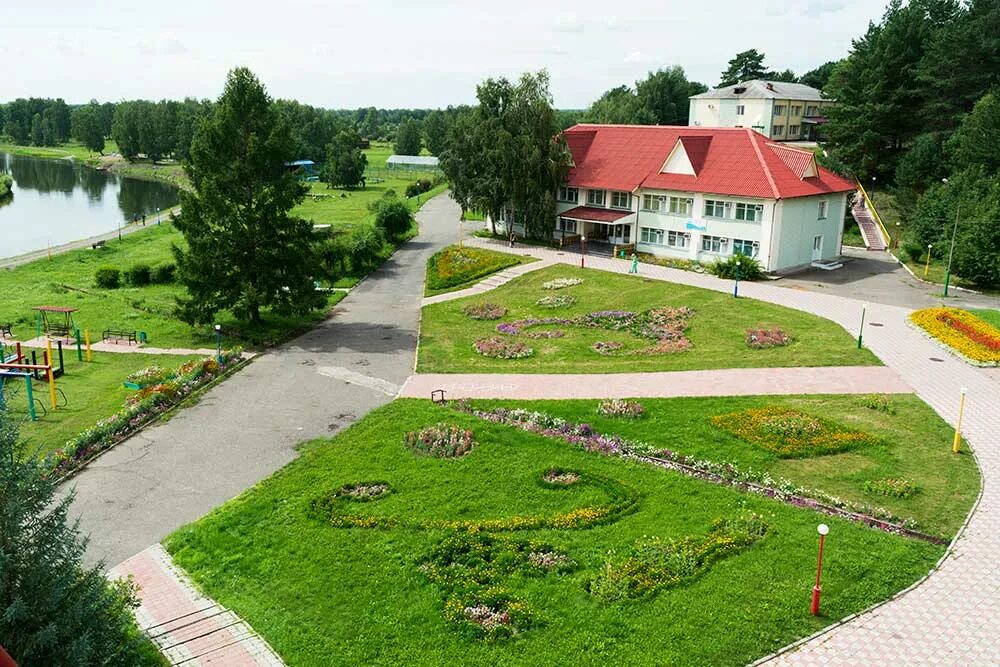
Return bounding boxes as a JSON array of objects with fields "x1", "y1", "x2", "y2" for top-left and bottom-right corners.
[
  {"x1": 811, "y1": 523, "x2": 830, "y2": 616},
  {"x1": 580, "y1": 235, "x2": 587, "y2": 269}
]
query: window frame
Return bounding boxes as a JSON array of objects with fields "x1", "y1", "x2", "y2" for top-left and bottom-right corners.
[
  {"x1": 773, "y1": 125, "x2": 784, "y2": 136},
  {"x1": 704, "y1": 199, "x2": 730, "y2": 218},
  {"x1": 587, "y1": 189, "x2": 606, "y2": 207},
  {"x1": 734, "y1": 202, "x2": 763, "y2": 222},
  {"x1": 818, "y1": 200, "x2": 828, "y2": 220},
  {"x1": 640, "y1": 227, "x2": 665, "y2": 245},
  {"x1": 701, "y1": 234, "x2": 728, "y2": 254},
  {"x1": 790, "y1": 105, "x2": 802, "y2": 116},
  {"x1": 668, "y1": 196, "x2": 693, "y2": 216},
  {"x1": 610, "y1": 191, "x2": 632, "y2": 210},
  {"x1": 641, "y1": 194, "x2": 664, "y2": 212},
  {"x1": 774, "y1": 104, "x2": 785, "y2": 116},
  {"x1": 732, "y1": 238, "x2": 759, "y2": 257},
  {"x1": 667, "y1": 230, "x2": 690, "y2": 248},
  {"x1": 736, "y1": 104, "x2": 745, "y2": 115},
  {"x1": 558, "y1": 186, "x2": 579, "y2": 203}
]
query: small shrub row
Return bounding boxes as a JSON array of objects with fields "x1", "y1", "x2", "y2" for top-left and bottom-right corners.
[
  {"x1": 859, "y1": 394, "x2": 896, "y2": 414},
  {"x1": 95, "y1": 263, "x2": 175, "y2": 289}
]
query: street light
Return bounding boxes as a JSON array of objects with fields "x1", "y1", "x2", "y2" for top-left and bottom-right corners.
[
  {"x1": 580, "y1": 235, "x2": 587, "y2": 269},
  {"x1": 953, "y1": 386, "x2": 968, "y2": 454},
  {"x1": 214, "y1": 324, "x2": 222, "y2": 364},
  {"x1": 894, "y1": 222, "x2": 900, "y2": 249},
  {"x1": 856, "y1": 302, "x2": 867, "y2": 350},
  {"x1": 811, "y1": 523, "x2": 830, "y2": 616},
  {"x1": 939, "y1": 177, "x2": 961, "y2": 297},
  {"x1": 156, "y1": 206, "x2": 160, "y2": 226},
  {"x1": 733, "y1": 258, "x2": 741, "y2": 298},
  {"x1": 924, "y1": 244, "x2": 933, "y2": 277}
]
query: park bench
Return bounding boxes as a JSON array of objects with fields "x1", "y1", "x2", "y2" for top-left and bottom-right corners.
[
  {"x1": 1, "y1": 323, "x2": 12, "y2": 338},
  {"x1": 91, "y1": 240, "x2": 106, "y2": 250},
  {"x1": 47, "y1": 324, "x2": 71, "y2": 338},
  {"x1": 102, "y1": 328, "x2": 137, "y2": 345}
]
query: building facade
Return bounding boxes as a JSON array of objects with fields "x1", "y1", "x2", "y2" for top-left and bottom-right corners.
[
  {"x1": 688, "y1": 80, "x2": 834, "y2": 142},
  {"x1": 498, "y1": 124, "x2": 855, "y2": 274}
]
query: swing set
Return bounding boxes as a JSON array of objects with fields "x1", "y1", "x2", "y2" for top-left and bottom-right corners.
[{"x1": 0, "y1": 340, "x2": 66, "y2": 421}]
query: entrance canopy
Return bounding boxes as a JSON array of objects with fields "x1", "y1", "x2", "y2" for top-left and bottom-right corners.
[{"x1": 559, "y1": 206, "x2": 632, "y2": 223}]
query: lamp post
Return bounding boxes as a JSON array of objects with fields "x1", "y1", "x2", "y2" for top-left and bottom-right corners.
[
  {"x1": 214, "y1": 324, "x2": 222, "y2": 364},
  {"x1": 856, "y1": 302, "x2": 867, "y2": 350},
  {"x1": 458, "y1": 211, "x2": 464, "y2": 248},
  {"x1": 810, "y1": 523, "x2": 830, "y2": 616},
  {"x1": 944, "y1": 202, "x2": 960, "y2": 297},
  {"x1": 580, "y1": 235, "x2": 586, "y2": 269},
  {"x1": 924, "y1": 244, "x2": 933, "y2": 277},
  {"x1": 118, "y1": 218, "x2": 122, "y2": 242},
  {"x1": 953, "y1": 386, "x2": 967, "y2": 454},
  {"x1": 733, "y1": 258, "x2": 741, "y2": 298},
  {"x1": 156, "y1": 206, "x2": 160, "y2": 226},
  {"x1": 894, "y1": 222, "x2": 900, "y2": 249}
]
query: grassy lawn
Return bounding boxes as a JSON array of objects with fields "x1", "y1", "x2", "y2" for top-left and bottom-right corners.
[
  {"x1": 971, "y1": 308, "x2": 1000, "y2": 329},
  {"x1": 418, "y1": 264, "x2": 879, "y2": 373},
  {"x1": 425, "y1": 245, "x2": 538, "y2": 297},
  {"x1": 0, "y1": 139, "x2": 117, "y2": 165},
  {"x1": 166, "y1": 398, "x2": 945, "y2": 666},
  {"x1": 2, "y1": 350, "x2": 201, "y2": 458}
]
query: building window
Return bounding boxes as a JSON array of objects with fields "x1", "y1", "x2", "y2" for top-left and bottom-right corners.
[
  {"x1": 587, "y1": 189, "x2": 606, "y2": 207},
  {"x1": 734, "y1": 202, "x2": 763, "y2": 222},
  {"x1": 610, "y1": 191, "x2": 632, "y2": 209},
  {"x1": 667, "y1": 231, "x2": 690, "y2": 248},
  {"x1": 774, "y1": 105, "x2": 785, "y2": 116},
  {"x1": 736, "y1": 105, "x2": 745, "y2": 115},
  {"x1": 773, "y1": 126, "x2": 784, "y2": 136},
  {"x1": 788, "y1": 125, "x2": 799, "y2": 136},
  {"x1": 732, "y1": 239, "x2": 759, "y2": 257},
  {"x1": 668, "y1": 196, "x2": 694, "y2": 216},
  {"x1": 806, "y1": 105, "x2": 820, "y2": 116},
  {"x1": 640, "y1": 227, "x2": 664, "y2": 245},
  {"x1": 790, "y1": 105, "x2": 802, "y2": 116},
  {"x1": 704, "y1": 199, "x2": 729, "y2": 218},
  {"x1": 556, "y1": 218, "x2": 578, "y2": 233},
  {"x1": 818, "y1": 200, "x2": 828, "y2": 219},
  {"x1": 558, "y1": 186, "x2": 578, "y2": 203},
  {"x1": 642, "y1": 194, "x2": 664, "y2": 212},
  {"x1": 701, "y1": 235, "x2": 728, "y2": 253}
]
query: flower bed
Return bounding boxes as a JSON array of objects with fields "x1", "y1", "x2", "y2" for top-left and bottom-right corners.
[
  {"x1": 463, "y1": 302, "x2": 507, "y2": 320},
  {"x1": 535, "y1": 295, "x2": 575, "y2": 309},
  {"x1": 426, "y1": 246, "x2": 522, "y2": 292},
  {"x1": 542, "y1": 467, "x2": 581, "y2": 485},
  {"x1": 473, "y1": 337, "x2": 533, "y2": 359},
  {"x1": 404, "y1": 423, "x2": 476, "y2": 458},
  {"x1": 597, "y1": 399, "x2": 644, "y2": 419},
  {"x1": 910, "y1": 307, "x2": 1000, "y2": 365},
  {"x1": 711, "y1": 406, "x2": 881, "y2": 458},
  {"x1": 745, "y1": 327, "x2": 791, "y2": 349},
  {"x1": 592, "y1": 341, "x2": 623, "y2": 355},
  {"x1": 542, "y1": 278, "x2": 584, "y2": 290},
  {"x1": 336, "y1": 482, "x2": 391, "y2": 501},
  {"x1": 45, "y1": 349, "x2": 245, "y2": 480},
  {"x1": 454, "y1": 402, "x2": 930, "y2": 539},
  {"x1": 864, "y1": 478, "x2": 918, "y2": 499},
  {"x1": 123, "y1": 365, "x2": 175, "y2": 389}
]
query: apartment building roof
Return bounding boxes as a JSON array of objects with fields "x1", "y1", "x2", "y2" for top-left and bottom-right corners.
[{"x1": 689, "y1": 80, "x2": 827, "y2": 101}]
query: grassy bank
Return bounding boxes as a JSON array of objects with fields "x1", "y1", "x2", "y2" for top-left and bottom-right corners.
[
  {"x1": 167, "y1": 398, "x2": 946, "y2": 666},
  {"x1": 425, "y1": 245, "x2": 537, "y2": 297}
]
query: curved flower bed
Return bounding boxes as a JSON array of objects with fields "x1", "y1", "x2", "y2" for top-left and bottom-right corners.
[
  {"x1": 454, "y1": 402, "x2": 936, "y2": 541},
  {"x1": 463, "y1": 302, "x2": 507, "y2": 320},
  {"x1": 45, "y1": 349, "x2": 245, "y2": 480},
  {"x1": 123, "y1": 365, "x2": 175, "y2": 389},
  {"x1": 542, "y1": 467, "x2": 581, "y2": 485},
  {"x1": 542, "y1": 277, "x2": 584, "y2": 290},
  {"x1": 711, "y1": 406, "x2": 881, "y2": 458},
  {"x1": 473, "y1": 337, "x2": 533, "y2": 359},
  {"x1": 910, "y1": 307, "x2": 1000, "y2": 365},
  {"x1": 535, "y1": 295, "x2": 575, "y2": 308}
]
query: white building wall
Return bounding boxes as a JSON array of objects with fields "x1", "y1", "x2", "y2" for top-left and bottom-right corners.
[
  {"x1": 690, "y1": 99, "x2": 772, "y2": 134},
  {"x1": 772, "y1": 193, "x2": 848, "y2": 270}
]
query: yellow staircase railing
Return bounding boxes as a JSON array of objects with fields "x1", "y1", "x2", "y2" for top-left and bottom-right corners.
[{"x1": 855, "y1": 179, "x2": 892, "y2": 247}]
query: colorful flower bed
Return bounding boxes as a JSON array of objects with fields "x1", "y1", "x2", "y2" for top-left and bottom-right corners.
[
  {"x1": 542, "y1": 278, "x2": 584, "y2": 290},
  {"x1": 910, "y1": 307, "x2": 1000, "y2": 365},
  {"x1": 336, "y1": 482, "x2": 391, "y2": 501},
  {"x1": 864, "y1": 478, "x2": 918, "y2": 499},
  {"x1": 454, "y1": 402, "x2": 928, "y2": 538},
  {"x1": 123, "y1": 365, "x2": 175, "y2": 388},
  {"x1": 473, "y1": 337, "x2": 533, "y2": 359},
  {"x1": 535, "y1": 295, "x2": 575, "y2": 309},
  {"x1": 542, "y1": 467, "x2": 581, "y2": 485},
  {"x1": 745, "y1": 327, "x2": 791, "y2": 349},
  {"x1": 44, "y1": 349, "x2": 245, "y2": 480},
  {"x1": 427, "y1": 246, "x2": 522, "y2": 292},
  {"x1": 592, "y1": 341, "x2": 623, "y2": 355},
  {"x1": 463, "y1": 302, "x2": 507, "y2": 320},
  {"x1": 587, "y1": 513, "x2": 769, "y2": 602},
  {"x1": 597, "y1": 399, "x2": 645, "y2": 419},
  {"x1": 711, "y1": 406, "x2": 881, "y2": 458},
  {"x1": 404, "y1": 422, "x2": 476, "y2": 458}
]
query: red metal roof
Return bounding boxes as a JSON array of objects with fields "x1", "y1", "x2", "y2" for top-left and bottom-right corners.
[
  {"x1": 563, "y1": 124, "x2": 855, "y2": 200},
  {"x1": 558, "y1": 206, "x2": 634, "y2": 223}
]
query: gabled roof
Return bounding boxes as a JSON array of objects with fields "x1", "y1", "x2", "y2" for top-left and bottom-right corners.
[
  {"x1": 562, "y1": 124, "x2": 854, "y2": 200},
  {"x1": 690, "y1": 80, "x2": 827, "y2": 101}
]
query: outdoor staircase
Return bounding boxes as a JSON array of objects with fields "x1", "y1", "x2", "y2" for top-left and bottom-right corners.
[{"x1": 851, "y1": 192, "x2": 888, "y2": 251}]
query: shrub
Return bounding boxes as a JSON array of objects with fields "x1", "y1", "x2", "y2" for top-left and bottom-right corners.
[
  {"x1": 864, "y1": 478, "x2": 918, "y2": 498},
  {"x1": 709, "y1": 254, "x2": 765, "y2": 280},
  {"x1": 373, "y1": 197, "x2": 414, "y2": 240},
  {"x1": 124, "y1": 263, "x2": 151, "y2": 286},
  {"x1": 711, "y1": 406, "x2": 881, "y2": 458},
  {"x1": 404, "y1": 423, "x2": 476, "y2": 458},
  {"x1": 901, "y1": 241, "x2": 924, "y2": 263},
  {"x1": 910, "y1": 307, "x2": 1000, "y2": 364},
  {"x1": 597, "y1": 399, "x2": 645, "y2": 419},
  {"x1": 745, "y1": 327, "x2": 791, "y2": 348},
  {"x1": 404, "y1": 178, "x2": 433, "y2": 198},
  {"x1": 473, "y1": 337, "x2": 533, "y2": 359},
  {"x1": 859, "y1": 394, "x2": 896, "y2": 414},
  {"x1": 462, "y1": 302, "x2": 507, "y2": 320},
  {"x1": 150, "y1": 263, "x2": 176, "y2": 284},
  {"x1": 94, "y1": 267, "x2": 121, "y2": 289}
]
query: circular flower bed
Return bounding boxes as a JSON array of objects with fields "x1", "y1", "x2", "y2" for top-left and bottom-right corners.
[
  {"x1": 474, "y1": 337, "x2": 533, "y2": 359},
  {"x1": 542, "y1": 468, "x2": 581, "y2": 485},
  {"x1": 746, "y1": 327, "x2": 791, "y2": 349},
  {"x1": 405, "y1": 423, "x2": 476, "y2": 458},
  {"x1": 463, "y1": 302, "x2": 507, "y2": 320},
  {"x1": 542, "y1": 277, "x2": 584, "y2": 290},
  {"x1": 597, "y1": 399, "x2": 644, "y2": 419},
  {"x1": 711, "y1": 406, "x2": 881, "y2": 458},
  {"x1": 336, "y1": 482, "x2": 391, "y2": 501},
  {"x1": 592, "y1": 341, "x2": 623, "y2": 355},
  {"x1": 535, "y1": 295, "x2": 576, "y2": 309}
]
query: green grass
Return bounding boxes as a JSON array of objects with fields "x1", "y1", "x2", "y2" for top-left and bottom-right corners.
[
  {"x1": 970, "y1": 308, "x2": 1000, "y2": 329},
  {"x1": 2, "y1": 350, "x2": 201, "y2": 458},
  {"x1": 0, "y1": 139, "x2": 117, "y2": 165},
  {"x1": 842, "y1": 219, "x2": 866, "y2": 247},
  {"x1": 418, "y1": 264, "x2": 880, "y2": 373},
  {"x1": 166, "y1": 398, "x2": 945, "y2": 666},
  {"x1": 425, "y1": 245, "x2": 537, "y2": 297}
]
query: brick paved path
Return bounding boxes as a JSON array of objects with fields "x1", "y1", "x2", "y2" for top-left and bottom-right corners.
[
  {"x1": 110, "y1": 545, "x2": 285, "y2": 666},
  {"x1": 400, "y1": 366, "x2": 910, "y2": 399},
  {"x1": 464, "y1": 238, "x2": 1000, "y2": 666}
]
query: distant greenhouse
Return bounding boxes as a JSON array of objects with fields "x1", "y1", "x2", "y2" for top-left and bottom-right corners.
[{"x1": 385, "y1": 155, "x2": 440, "y2": 171}]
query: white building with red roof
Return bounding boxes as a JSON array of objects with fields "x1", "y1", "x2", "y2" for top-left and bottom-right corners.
[{"x1": 526, "y1": 123, "x2": 855, "y2": 273}]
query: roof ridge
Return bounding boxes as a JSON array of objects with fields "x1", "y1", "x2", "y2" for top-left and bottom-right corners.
[{"x1": 746, "y1": 129, "x2": 780, "y2": 199}]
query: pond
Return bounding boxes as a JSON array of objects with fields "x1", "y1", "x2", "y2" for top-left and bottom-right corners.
[{"x1": 0, "y1": 153, "x2": 180, "y2": 260}]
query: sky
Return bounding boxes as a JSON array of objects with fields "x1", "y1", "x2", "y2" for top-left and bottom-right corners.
[{"x1": 3, "y1": 0, "x2": 888, "y2": 109}]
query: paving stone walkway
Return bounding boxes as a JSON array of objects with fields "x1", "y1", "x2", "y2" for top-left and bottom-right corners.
[
  {"x1": 110, "y1": 546, "x2": 284, "y2": 666},
  {"x1": 464, "y1": 237, "x2": 1000, "y2": 666},
  {"x1": 400, "y1": 366, "x2": 911, "y2": 399},
  {"x1": 13, "y1": 335, "x2": 222, "y2": 357}
]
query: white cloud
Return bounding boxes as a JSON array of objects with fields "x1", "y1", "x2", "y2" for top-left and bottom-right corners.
[
  {"x1": 624, "y1": 51, "x2": 663, "y2": 65},
  {"x1": 804, "y1": 0, "x2": 847, "y2": 17}
]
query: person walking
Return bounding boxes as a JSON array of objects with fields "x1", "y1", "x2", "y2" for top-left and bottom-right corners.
[
  {"x1": 509, "y1": 231, "x2": 516, "y2": 248},
  {"x1": 629, "y1": 252, "x2": 639, "y2": 274}
]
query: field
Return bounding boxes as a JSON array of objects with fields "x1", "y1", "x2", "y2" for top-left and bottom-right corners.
[
  {"x1": 417, "y1": 264, "x2": 880, "y2": 373},
  {"x1": 166, "y1": 398, "x2": 950, "y2": 666}
]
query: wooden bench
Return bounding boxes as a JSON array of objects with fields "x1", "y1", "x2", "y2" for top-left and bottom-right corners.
[
  {"x1": 102, "y1": 328, "x2": 137, "y2": 345},
  {"x1": 46, "y1": 325, "x2": 71, "y2": 339},
  {"x1": 91, "y1": 240, "x2": 106, "y2": 250},
  {"x1": 0, "y1": 323, "x2": 12, "y2": 338}
]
